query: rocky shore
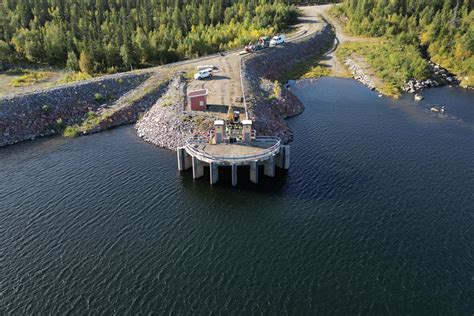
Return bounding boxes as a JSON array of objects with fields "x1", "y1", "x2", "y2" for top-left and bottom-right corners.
[
  {"x1": 343, "y1": 54, "x2": 460, "y2": 96},
  {"x1": 403, "y1": 61, "x2": 458, "y2": 93},
  {"x1": 344, "y1": 58, "x2": 377, "y2": 91}
]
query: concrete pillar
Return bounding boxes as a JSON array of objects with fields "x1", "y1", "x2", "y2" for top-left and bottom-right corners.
[
  {"x1": 231, "y1": 164, "x2": 238, "y2": 187},
  {"x1": 250, "y1": 161, "x2": 259, "y2": 184},
  {"x1": 283, "y1": 145, "x2": 290, "y2": 170},
  {"x1": 210, "y1": 162, "x2": 219, "y2": 185},
  {"x1": 184, "y1": 152, "x2": 192, "y2": 170},
  {"x1": 276, "y1": 145, "x2": 290, "y2": 170},
  {"x1": 192, "y1": 156, "x2": 204, "y2": 179},
  {"x1": 177, "y1": 147, "x2": 185, "y2": 171},
  {"x1": 177, "y1": 147, "x2": 193, "y2": 171},
  {"x1": 264, "y1": 157, "x2": 275, "y2": 177}
]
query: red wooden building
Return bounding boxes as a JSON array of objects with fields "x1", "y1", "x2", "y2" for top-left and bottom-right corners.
[{"x1": 188, "y1": 89, "x2": 208, "y2": 111}]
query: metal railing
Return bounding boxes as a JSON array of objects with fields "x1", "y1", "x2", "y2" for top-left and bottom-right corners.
[{"x1": 184, "y1": 136, "x2": 281, "y2": 164}]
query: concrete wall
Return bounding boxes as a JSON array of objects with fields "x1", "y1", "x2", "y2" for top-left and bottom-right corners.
[{"x1": 0, "y1": 72, "x2": 150, "y2": 146}]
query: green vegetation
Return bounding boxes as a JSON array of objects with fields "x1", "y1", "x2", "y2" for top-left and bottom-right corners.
[
  {"x1": 9, "y1": 71, "x2": 51, "y2": 87},
  {"x1": 94, "y1": 93, "x2": 105, "y2": 102},
  {"x1": 273, "y1": 81, "x2": 282, "y2": 99},
  {"x1": 55, "y1": 118, "x2": 65, "y2": 131},
  {"x1": 1, "y1": 0, "x2": 298, "y2": 74},
  {"x1": 63, "y1": 126, "x2": 79, "y2": 137},
  {"x1": 61, "y1": 72, "x2": 92, "y2": 84},
  {"x1": 332, "y1": 0, "x2": 473, "y2": 88},
  {"x1": 337, "y1": 41, "x2": 430, "y2": 96}
]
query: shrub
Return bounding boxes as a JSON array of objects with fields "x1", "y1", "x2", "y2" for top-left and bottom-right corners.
[
  {"x1": 42, "y1": 104, "x2": 49, "y2": 113},
  {"x1": 94, "y1": 93, "x2": 105, "y2": 102},
  {"x1": 87, "y1": 111, "x2": 96, "y2": 119},
  {"x1": 10, "y1": 71, "x2": 50, "y2": 87},
  {"x1": 55, "y1": 118, "x2": 65, "y2": 131},
  {"x1": 61, "y1": 72, "x2": 92, "y2": 84},
  {"x1": 63, "y1": 126, "x2": 79, "y2": 137}
]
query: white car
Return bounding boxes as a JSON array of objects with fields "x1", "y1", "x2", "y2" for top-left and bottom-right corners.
[
  {"x1": 194, "y1": 69, "x2": 213, "y2": 80},
  {"x1": 270, "y1": 35, "x2": 285, "y2": 46}
]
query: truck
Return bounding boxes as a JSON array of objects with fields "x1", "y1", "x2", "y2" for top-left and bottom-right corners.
[{"x1": 245, "y1": 36, "x2": 271, "y2": 53}]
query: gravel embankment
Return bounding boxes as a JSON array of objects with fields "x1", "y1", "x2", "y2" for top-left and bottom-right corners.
[
  {"x1": 0, "y1": 71, "x2": 150, "y2": 146},
  {"x1": 136, "y1": 75, "x2": 216, "y2": 150}
]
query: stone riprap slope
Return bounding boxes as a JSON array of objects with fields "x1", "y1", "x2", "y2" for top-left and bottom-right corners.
[
  {"x1": 241, "y1": 22, "x2": 334, "y2": 143},
  {"x1": 136, "y1": 76, "x2": 217, "y2": 150},
  {"x1": 0, "y1": 71, "x2": 150, "y2": 146},
  {"x1": 67, "y1": 73, "x2": 169, "y2": 136}
]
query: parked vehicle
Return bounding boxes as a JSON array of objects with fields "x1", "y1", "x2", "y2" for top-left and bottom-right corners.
[
  {"x1": 270, "y1": 34, "x2": 285, "y2": 46},
  {"x1": 233, "y1": 110, "x2": 240, "y2": 122},
  {"x1": 194, "y1": 69, "x2": 213, "y2": 80}
]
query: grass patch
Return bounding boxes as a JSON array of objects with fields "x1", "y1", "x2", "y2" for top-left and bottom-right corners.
[
  {"x1": 278, "y1": 31, "x2": 335, "y2": 82},
  {"x1": 10, "y1": 71, "x2": 51, "y2": 87},
  {"x1": 337, "y1": 41, "x2": 430, "y2": 97},
  {"x1": 61, "y1": 72, "x2": 92, "y2": 84}
]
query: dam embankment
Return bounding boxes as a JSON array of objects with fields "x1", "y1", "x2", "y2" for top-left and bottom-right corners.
[
  {"x1": 0, "y1": 72, "x2": 151, "y2": 146},
  {"x1": 1, "y1": 21, "x2": 335, "y2": 148},
  {"x1": 241, "y1": 22, "x2": 334, "y2": 142}
]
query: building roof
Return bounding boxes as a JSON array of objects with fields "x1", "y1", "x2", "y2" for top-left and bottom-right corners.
[
  {"x1": 188, "y1": 89, "x2": 208, "y2": 98},
  {"x1": 214, "y1": 120, "x2": 225, "y2": 126},
  {"x1": 241, "y1": 120, "x2": 252, "y2": 125}
]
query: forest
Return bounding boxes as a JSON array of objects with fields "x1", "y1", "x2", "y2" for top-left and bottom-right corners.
[
  {"x1": 333, "y1": 0, "x2": 473, "y2": 87},
  {"x1": 0, "y1": 0, "x2": 302, "y2": 74}
]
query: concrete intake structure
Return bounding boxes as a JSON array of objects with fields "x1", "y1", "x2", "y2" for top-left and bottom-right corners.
[{"x1": 177, "y1": 137, "x2": 289, "y2": 186}]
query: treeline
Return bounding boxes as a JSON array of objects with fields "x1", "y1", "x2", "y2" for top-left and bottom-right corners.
[
  {"x1": 0, "y1": 0, "x2": 298, "y2": 73},
  {"x1": 334, "y1": 0, "x2": 473, "y2": 85}
]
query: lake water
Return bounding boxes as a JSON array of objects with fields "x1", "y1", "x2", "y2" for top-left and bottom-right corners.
[{"x1": 1, "y1": 78, "x2": 473, "y2": 314}]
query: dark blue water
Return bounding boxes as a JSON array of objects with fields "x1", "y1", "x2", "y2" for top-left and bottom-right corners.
[{"x1": 1, "y1": 78, "x2": 473, "y2": 314}]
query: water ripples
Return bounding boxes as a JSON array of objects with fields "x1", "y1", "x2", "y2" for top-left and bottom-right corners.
[{"x1": 1, "y1": 78, "x2": 473, "y2": 314}]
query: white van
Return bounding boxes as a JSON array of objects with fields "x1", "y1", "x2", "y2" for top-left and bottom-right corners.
[
  {"x1": 194, "y1": 69, "x2": 213, "y2": 80},
  {"x1": 270, "y1": 34, "x2": 286, "y2": 46}
]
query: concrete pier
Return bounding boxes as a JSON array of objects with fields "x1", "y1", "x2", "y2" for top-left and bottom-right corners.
[
  {"x1": 177, "y1": 147, "x2": 192, "y2": 171},
  {"x1": 210, "y1": 162, "x2": 219, "y2": 184},
  {"x1": 264, "y1": 157, "x2": 275, "y2": 177},
  {"x1": 231, "y1": 164, "x2": 238, "y2": 187},
  {"x1": 178, "y1": 136, "x2": 288, "y2": 186},
  {"x1": 250, "y1": 161, "x2": 259, "y2": 184},
  {"x1": 192, "y1": 156, "x2": 204, "y2": 179},
  {"x1": 275, "y1": 145, "x2": 290, "y2": 170}
]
